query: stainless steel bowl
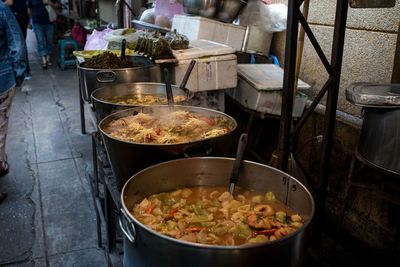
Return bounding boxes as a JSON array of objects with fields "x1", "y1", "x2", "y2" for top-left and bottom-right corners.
[
  {"x1": 216, "y1": 0, "x2": 247, "y2": 23},
  {"x1": 182, "y1": 0, "x2": 218, "y2": 18}
]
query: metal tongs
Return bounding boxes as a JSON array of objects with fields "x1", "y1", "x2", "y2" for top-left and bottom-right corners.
[{"x1": 228, "y1": 133, "x2": 248, "y2": 195}]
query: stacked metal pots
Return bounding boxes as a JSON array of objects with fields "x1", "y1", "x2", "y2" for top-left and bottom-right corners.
[{"x1": 83, "y1": 53, "x2": 314, "y2": 266}]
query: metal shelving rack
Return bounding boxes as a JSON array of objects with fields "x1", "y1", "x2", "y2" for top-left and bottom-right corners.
[{"x1": 277, "y1": 0, "x2": 349, "y2": 234}]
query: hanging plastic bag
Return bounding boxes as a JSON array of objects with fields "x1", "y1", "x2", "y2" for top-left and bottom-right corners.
[
  {"x1": 84, "y1": 28, "x2": 112, "y2": 50},
  {"x1": 239, "y1": 0, "x2": 288, "y2": 32}
]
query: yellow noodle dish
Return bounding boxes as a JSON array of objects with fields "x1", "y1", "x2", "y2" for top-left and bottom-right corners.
[
  {"x1": 103, "y1": 110, "x2": 233, "y2": 144},
  {"x1": 132, "y1": 186, "x2": 304, "y2": 246},
  {"x1": 106, "y1": 94, "x2": 187, "y2": 105}
]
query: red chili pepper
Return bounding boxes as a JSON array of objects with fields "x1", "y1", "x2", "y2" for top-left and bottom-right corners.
[
  {"x1": 155, "y1": 128, "x2": 161, "y2": 135},
  {"x1": 253, "y1": 229, "x2": 277, "y2": 237},
  {"x1": 185, "y1": 227, "x2": 206, "y2": 233},
  {"x1": 200, "y1": 117, "x2": 215, "y2": 126},
  {"x1": 146, "y1": 205, "x2": 155, "y2": 214}
]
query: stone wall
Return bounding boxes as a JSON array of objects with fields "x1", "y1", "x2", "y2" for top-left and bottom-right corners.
[{"x1": 270, "y1": 0, "x2": 400, "y2": 116}]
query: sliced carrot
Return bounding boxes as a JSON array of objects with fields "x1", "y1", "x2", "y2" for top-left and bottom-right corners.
[{"x1": 146, "y1": 205, "x2": 155, "y2": 214}]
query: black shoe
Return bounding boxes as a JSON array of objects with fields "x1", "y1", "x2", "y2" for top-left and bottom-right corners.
[
  {"x1": 0, "y1": 161, "x2": 9, "y2": 177},
  {"x1": 0, "y1": 191, "x2": 7, "y2": 204},
  {"x1": 16, "y1": 76, "x2": 24, "y2": 87}
]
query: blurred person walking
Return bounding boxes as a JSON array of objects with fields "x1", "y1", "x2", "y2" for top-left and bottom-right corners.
[
  {"x1": 27, "y1": 0, "x2": 59, "y2": 69},
  {"x1": 0, "y1": 0, "x2": 26, "y2": 203},
  {"x1": 10, "y1": 0, "x2": 31, "y2": 80}
]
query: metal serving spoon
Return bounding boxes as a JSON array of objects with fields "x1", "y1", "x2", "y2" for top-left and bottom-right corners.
[{"x1": 228, "y1": 133, "x2": 248, "y2": 195}]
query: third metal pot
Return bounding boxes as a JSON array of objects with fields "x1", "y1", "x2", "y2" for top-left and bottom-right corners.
[{"x1": 91, "y1": 82, "x2": 193, "y2": 122}]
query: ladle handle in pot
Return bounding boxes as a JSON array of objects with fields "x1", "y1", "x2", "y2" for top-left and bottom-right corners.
[
  {"x1": 163, "y1": 68, "x2": 174, "y2": 108},
  {"x1": 179, "y1": 60, "x2": 196, "y2": 90},
  {"x1": 229, "y1": 133, "x2": 248, "y2": 190},
  {"x1": 119, "y1": 208, "x2": 136, "y2": 243},
  {"x1": 121, "y1": 39, "x2": 126, "y2": 60}
]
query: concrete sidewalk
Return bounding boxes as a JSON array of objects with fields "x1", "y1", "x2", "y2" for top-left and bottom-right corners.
[{"x1": 0, "y1": 30, "x2": 106, "y2": 267}]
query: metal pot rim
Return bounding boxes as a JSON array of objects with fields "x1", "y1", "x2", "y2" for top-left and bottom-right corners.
[
  {"x1": 121, "y1": 157, "x2": 315, "y2": 250},
  {"x1": 91, "y1": 82, "x2": 191, "y2": 108},
  {"x1": 77, "y1": 60, "x2": 156, "y2": 71},
  {"x1": 98, "y1": 105, "x2": 238, "y2": 147}
]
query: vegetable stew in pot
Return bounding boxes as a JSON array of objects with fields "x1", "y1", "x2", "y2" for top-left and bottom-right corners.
[{"x1": 131, "y1": 186, "x2": 304, "y2": 246}]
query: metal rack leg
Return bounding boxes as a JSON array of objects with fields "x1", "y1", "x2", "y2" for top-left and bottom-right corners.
[
  {"x1": 104, "y1": 181, "x2": 117, "y2": 253},
  {"x1": 91, "y1": 134, "x2": 103, "y2": 249},
  {"x1": 79, "y1": 81, "x2": 86, "y2": 134}
]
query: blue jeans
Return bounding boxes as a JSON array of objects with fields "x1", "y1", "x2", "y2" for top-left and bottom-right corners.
[{"x1": 33, "y1": 23, "x2": 54, "y2": 57}]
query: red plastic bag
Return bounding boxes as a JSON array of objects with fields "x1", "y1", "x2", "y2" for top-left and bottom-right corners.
[{"x1": 72, "y1": 23, "x2": 87, "y2": 45}]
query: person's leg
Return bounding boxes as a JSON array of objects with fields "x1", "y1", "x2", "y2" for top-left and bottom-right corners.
[
  {"x1": 17, "y1": 13, "x2": 31, "y2": 77},
  {"x1": 44, "y1": 24, "x2": 54, "y2": 65},
  {"x1": 0, "y1": 87, "x2": 16, "y2": 204},
  {"x1": 0, "y1": 87, "x2": 16, "y2": 174},
  {"x1": 33, "y1": 23, "x2": 48, "y2": 68}
]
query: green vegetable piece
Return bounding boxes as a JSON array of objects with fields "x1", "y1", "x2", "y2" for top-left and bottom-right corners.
[
  {"x1": 265, "y1": 191, "x2": 276, "y2": 201},
  {"x1": 275, "y1": 211, "x2": 287, "y2": 223}
]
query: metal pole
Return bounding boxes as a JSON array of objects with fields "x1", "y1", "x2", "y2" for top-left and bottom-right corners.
[
  {"x1": 278, "y1": 0, "x2": 301, "y2": 172},
  {"x1": 78, "y1": 75, "x2": 86, "y2": 134},
  {"x1": 316, "y1": 0, "x2": 349, "y2": 233}
]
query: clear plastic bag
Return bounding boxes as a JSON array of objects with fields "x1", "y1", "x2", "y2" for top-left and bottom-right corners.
[
  {"x1": 104, "y1": 29, "x2": 140, "y2": 50},
  {"x1": 239, "y1": 1, "x2": 288, "y2": 32},
  {"x1": 84, "y1": 28, "x2": 112, "y2": 50}
]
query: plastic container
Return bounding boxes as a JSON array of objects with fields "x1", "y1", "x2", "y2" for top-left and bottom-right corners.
[
  {"x1": 172, "y1": 15, "x2": 273, "y2": 55},
  {"x1": 172, "y1": 15, "x2": 246, "y2": 51},
  {"x1": 227, "y1": 64, "x2": 310, "y2": 117}
]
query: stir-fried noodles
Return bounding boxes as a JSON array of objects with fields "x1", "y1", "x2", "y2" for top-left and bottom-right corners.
[{"x1": 103, "y1": 110, "x2": 232, "y2": 144}]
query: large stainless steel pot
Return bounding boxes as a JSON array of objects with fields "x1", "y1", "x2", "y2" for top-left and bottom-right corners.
[
  {"x1": 358, "y1": 107, "x2": 400, "y2": 175},
  {"x1": 91, "y1": 82, "x2": 193, "y2": 122},
  {"x1": 78, "y1": 56, "x2": 162, "y2": 102},
  {"x1": 120, "y1": 157, "x2": 314, "y2": 267},
  {"x1": 99, "y1": 106, "x2": 237, "y2": 189},
  {"x1": 346, "y1": 83, "x2": 400, "y2": 176}
]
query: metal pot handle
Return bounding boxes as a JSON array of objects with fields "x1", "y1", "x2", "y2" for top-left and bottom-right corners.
[
  {"x1": 96, "y1": 70, "x2": 117, "y2": 83},
  {"x1": 119, "y1": 208, "x2": 136, "y2": 243}
]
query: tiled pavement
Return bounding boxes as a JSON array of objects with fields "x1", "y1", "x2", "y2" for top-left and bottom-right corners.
[{"x1": 0, "y1": 30, "x2": 107, "y2": 266}]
